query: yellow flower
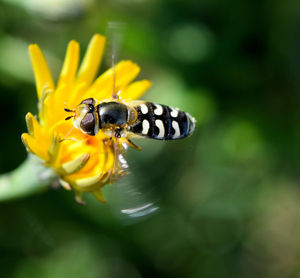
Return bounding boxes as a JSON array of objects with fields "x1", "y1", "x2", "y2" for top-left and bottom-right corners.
[{"x1": 21, "y1": 34, "x2": 151, "y2": 203}]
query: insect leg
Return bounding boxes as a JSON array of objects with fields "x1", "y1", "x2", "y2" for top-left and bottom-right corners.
[
  {"x1": 124, "y1": 138, "x2": 142, "y2": 151},
  {"x1": 58, "y1": 126, "x2": 85, "y2": 143}
]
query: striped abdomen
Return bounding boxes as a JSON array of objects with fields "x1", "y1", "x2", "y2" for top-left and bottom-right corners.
[{"x1": 128, "y1": 102, "x2": 195, "y2": 140}]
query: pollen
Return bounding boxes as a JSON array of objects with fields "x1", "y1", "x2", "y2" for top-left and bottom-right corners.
[{"x1": 21, "y1": 34, "x2": 152, "y2": 203}]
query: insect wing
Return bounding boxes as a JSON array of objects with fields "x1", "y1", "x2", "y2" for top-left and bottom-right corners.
[
  {"x1": 105, "y1": 21, "x2": 126, "y2": 99},
  {"x1": 104, "y1": 141, "x2": 159, "y2": 224}
]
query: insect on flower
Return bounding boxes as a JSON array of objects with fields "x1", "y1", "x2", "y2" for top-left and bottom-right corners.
[{"x1": 21, "y1": 32, "x2": 195, "y2": 205}]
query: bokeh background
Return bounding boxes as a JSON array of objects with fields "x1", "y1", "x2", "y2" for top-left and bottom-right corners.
[{"x1": 0, "y1": 0, "x2": 300, "y2": 277}]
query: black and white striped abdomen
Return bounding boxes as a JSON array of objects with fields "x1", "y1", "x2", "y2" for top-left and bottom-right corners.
[{"x1": 128, "y1": 102, "x2": 195, "y2": 140}]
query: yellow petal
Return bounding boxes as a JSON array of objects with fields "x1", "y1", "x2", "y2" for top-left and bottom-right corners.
[
  {"x1": 52, "y1": 120, "x2": 87, "y2": 142},
  {"x1": 21, "y1": 133, "x2": 49, "y2": 161},
  {"x1": 37, "y1": 85, "x2": 54, "y2": 126},
  {"x1": 47, "y1": 135, "x2": 63, "y2": 167},
  {"x1": 93, "y1": 189, "x2": 106, "y2": 203},
  {"x1": 69, "y1": 150, "x2": 105, "y2": 177},
  {"x1": 75, "y1": 191, "x2": 85, "y2": 205},
  {"x1": 59, "y1": 178, "x2": 72, "y2": 190},
  {"x1": 103, "y1": 149, "x2": 115, "y2": 173},
  {"x1": 76, "y1": 34, "x2": 106, "y2": 87},
  {"x1": 73, "y1": 172, "x2": 104, "y2": 190},
  {"x1": 50, "y1": 41, "x2": 79, "y2": 120},
  {"x1": 120, "y1": 80, "x2": 152, "y2": 100},
  {"x1": 57, "y1": 40, "x2": 80, "y2": 89},
  {"x1": 28, "y1": 44, "x2": 54, "y2": 99},
  {"x1": 85, "y1": 60, "x2": 140, "y2": 100},
  {"x1": 59, "y1": 153, "x2": 90, "y2": 175},
  {"x1": 67, "y1": 81, "x2": 87, "y2": 108},
  {"x1": 25, "y1": 113, "x2": 43, "y2": 137}
]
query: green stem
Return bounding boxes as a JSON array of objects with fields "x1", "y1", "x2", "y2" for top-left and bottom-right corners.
[{"x1": 0, "y1": 155, "x2": 53, "y2": 202}]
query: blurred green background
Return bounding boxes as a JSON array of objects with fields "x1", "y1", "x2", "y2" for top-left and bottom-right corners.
[{"x1": 0, "y1": 0, "x2": 300, "y2": 277}]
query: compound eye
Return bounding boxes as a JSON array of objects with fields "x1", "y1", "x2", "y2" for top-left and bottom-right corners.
[
  {"x1": 80, "y1": 98, "x2": 95, "y2": 106},
  {"x1": 80, "y1": 112, "x2": 96, "y2": 135}
]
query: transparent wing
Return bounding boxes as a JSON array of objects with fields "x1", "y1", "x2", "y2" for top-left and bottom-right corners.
[
  {"x1": 105, "y1": 21, "x2": 126, "y2": 99},
  {"x1": 105, "y1": 21, "x2": 125, "y2": 64},
  {"x1": 104, "y1": 141, "x2": 159, "y2": 224}
]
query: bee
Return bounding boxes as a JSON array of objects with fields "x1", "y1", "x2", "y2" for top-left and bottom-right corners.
[{"x1": 65, "y1": 98, "x2": 195, "y2": 149}]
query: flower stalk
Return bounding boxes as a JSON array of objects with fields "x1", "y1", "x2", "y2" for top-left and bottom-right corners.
[{"x1": 0, "y1": 155, "x2": 54, "y2": 202}]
